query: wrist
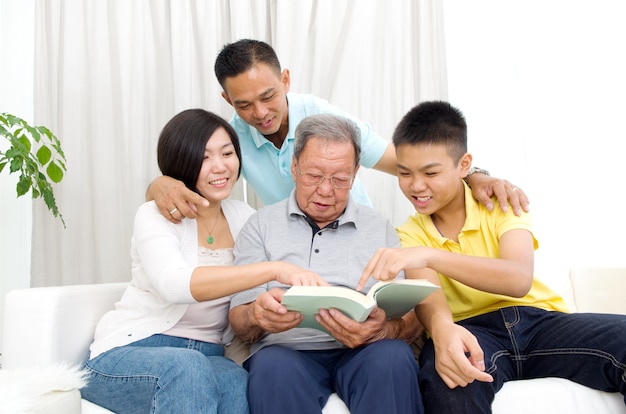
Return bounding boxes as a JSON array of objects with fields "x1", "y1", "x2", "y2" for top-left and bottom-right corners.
[
  {"x1": 385, "y1": 318, "x2": 402, "y2": 339},
  {"x1": 464, "y1": 166, "x2": 490, "y2": 186},
  {"x1": 246, "y1": 303, "x2": 265, "y2": 342},
  {"x1": 428, "y1": 314, "x2": 454, "y2": 339},
  {"x1": 386, "y1": 312, "x2": 420, "y2": 342}
]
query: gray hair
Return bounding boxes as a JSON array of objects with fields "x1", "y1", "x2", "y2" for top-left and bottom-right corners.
[{"x1": 293, "y1": 113, "x2": 361, "y2": 167}]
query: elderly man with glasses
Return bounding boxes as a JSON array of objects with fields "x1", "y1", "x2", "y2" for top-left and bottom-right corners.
[{"x1": 229, "y1": 113, "x2": 425, "y2": 414}]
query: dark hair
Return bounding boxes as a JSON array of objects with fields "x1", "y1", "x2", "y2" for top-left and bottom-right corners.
[
  {"x1": 214, "y1": 39, "x2": 282, "y2": 89},
  {"x1": 294, "y1": 113, "x2": 361, "y2": 167},
  {"x1": 392, "y1": 101, "x2": 467, "y2": 164},
  {"x1": 157, "y1": 109, "x2": 242, "y2": 194}
]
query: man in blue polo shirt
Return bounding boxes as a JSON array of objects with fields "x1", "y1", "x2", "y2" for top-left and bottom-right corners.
[{"x1": 147, "y1": 39, "x2": 529, "y2": 221}]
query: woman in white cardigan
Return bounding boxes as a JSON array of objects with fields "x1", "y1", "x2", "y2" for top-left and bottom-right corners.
[{"x1": 81, "y1": 109, "x2": 325, "y2": 414}]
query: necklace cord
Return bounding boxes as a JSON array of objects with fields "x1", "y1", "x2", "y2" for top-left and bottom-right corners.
[{"x1": 201, "y1": 209, "x2": 221, "y2": 245}]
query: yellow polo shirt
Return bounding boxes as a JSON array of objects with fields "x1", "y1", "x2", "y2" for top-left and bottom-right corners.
[{"x1": 397, "y1": 183, "x2": 568, "y2": 322}]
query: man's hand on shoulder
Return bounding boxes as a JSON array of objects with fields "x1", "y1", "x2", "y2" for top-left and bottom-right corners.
[
  {"x1": 146, "y1": 175, "x2": 209, "y2": 223},
  {"x1": 467, "y1": 173, "x2": 530, "y2": 217}
]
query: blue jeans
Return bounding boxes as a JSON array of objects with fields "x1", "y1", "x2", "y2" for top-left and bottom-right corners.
[
  {"x1": 82, "y1": 334, "x2": 249, "y2": 414},
  {"x1": 419, "y1": 306, "x2": 626, "y2": 414},
  {"x1": 245, "y1": 339, "x2": 423, "y2": 414}
]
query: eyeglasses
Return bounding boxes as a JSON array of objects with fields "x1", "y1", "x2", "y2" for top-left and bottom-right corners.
[{"x1": 296, "y1": 167, "x2": 354, "y2": 189}]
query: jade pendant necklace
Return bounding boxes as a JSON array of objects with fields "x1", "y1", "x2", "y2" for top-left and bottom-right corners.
[{"x1": 202, "y1": 209, "x2": 221, "y2": 245}]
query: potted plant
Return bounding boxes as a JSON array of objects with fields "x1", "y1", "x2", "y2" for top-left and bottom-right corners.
[{"x1": 0, "y1": 113, "x2": 67, "y2": 227}]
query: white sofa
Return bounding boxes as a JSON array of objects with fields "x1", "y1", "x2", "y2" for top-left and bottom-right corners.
[{"x1": 2, "y1": 268, "x2": 625, "y2": 413}]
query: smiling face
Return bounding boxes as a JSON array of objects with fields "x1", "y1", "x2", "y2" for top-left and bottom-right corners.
[
  {"x1": 396, "y1": 142, "x2": 471, "y2": 217},
  {"x1": 291, "y1": 137, "x2": 358, "y2": 228},
  {"x1": 195, "y1": 127, "x2": 240, "y2": 203},
  {"x1": 221, "y1": 63, "x2": 291, "y2": 144}
]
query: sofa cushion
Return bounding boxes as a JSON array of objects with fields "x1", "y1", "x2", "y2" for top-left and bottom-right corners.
[
  {"x1": 492, "y1": 377, "x2": 624, "y2": 413},
  {"x1": 569, "y1": 267, "x2": 626, "y2": 314}
]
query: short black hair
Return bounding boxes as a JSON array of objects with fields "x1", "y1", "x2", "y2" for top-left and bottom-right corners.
[
  {"x1": 214, "y1": 39, "x2": 282, "y2": 89},
  {"x1": 157, "y1": 109, "x2": 242, "y2": 194},
  {"x1": 392, "y1": 101, "x2": 467, "y2": 163}
]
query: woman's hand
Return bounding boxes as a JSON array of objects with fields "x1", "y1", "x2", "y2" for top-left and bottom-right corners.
[{"x1": 274, "y1": 262, "x2": 328, "y2": 286}]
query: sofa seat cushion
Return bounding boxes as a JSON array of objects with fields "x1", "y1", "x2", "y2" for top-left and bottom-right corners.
[{"x1": 492, "y1": 377, "x2": 624, "y2": 413}]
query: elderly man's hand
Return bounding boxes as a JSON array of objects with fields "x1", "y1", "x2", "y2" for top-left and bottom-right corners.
[
  {"x1": 315, "y1": 306, "x2": 389, "y2": 348},
  {"x1": 251, "y1": 288, "x2": 304, "y2": 334}
]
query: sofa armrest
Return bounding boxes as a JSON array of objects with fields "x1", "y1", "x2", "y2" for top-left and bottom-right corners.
[
  {"x1": 569, "y1": 267, "x2": 626, "y2": 314},
  {"x1": 2, "y1": 283, "x2": 127, "y2": 369}
]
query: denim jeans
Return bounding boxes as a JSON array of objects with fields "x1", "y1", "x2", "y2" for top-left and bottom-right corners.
[
  {"x1": 245, "y1": 339, "x2": 423, "y2": 414},
  {"x1": 82, "y1": 334, "x2": 249, "y2": 414},
  {"x1": 419, "y1": 306, "x2": 626, "y2": 414}
]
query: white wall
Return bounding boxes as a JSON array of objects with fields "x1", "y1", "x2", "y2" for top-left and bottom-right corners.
[
  {"x1": 0, "y1": 0, "x2": 34, "y2": 358},
  {"x1": 443, "y1": 0, "x2": 626, "y2": 293}
]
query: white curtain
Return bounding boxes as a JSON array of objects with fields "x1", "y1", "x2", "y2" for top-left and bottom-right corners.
[{"x1": 31, "y1": 0, "x2": 447, "y2": 286}]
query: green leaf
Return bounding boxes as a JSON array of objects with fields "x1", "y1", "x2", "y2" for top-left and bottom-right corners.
[
  {"x1": 46, "y1": 160, "x2": 64, "y2": 183},
  {"x1": 17, "y1": 135, "x2": 32, "y2": 152},
  {"x1": 36, "y1": 145, "x2": 52, "y2": 165},
  {"x1": 10, "y1": 156, "x2": 23, "y2": 173},
  {"x1": 5, "y1": 148, "x2": 20, "y2": 158},
  {"x1": 25, "y1": 124, "x2": 41, "y2": 142},
  {"x1": 16, "y1": 176, "x2": 31, "y2": 196},
  {"x1": 0, "y1": 161, "x2": 6, "y2": 173}
]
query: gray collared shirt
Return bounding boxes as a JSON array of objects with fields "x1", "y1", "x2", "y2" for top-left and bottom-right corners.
[{"x1": 231, "y1": 189, "x2": 403, "y2": 354}]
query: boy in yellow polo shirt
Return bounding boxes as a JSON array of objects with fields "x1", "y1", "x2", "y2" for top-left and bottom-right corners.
[{"x1": 359, "y1": 101, "x2": 626, "y2": 413}]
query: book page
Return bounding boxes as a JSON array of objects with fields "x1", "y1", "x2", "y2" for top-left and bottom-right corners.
[{"x1": 367, "y1": 279, "x2": 439, "y2": 318}]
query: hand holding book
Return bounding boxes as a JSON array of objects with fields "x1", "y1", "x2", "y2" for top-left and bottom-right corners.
[{"x1": 281, "y1": 279, "x2": 439, "y2": 331}]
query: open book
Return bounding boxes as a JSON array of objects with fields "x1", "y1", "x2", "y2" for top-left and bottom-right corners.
[{"x1": 281, "y1": 279, "x2": 439, "y2": 331}]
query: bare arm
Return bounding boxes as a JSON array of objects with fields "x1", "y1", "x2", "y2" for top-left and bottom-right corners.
[
  {"x1": 359, "y1": 229, "x2": 534, "y2": 297},
  {"x1": 190, "y1": 261, "x2": 327, "y2": 302},
  {"x1": 372, "y1": 143, "x2": 398, "y2": 175}
]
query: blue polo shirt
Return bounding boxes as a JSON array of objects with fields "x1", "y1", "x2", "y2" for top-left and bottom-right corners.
[{"x1": 229, "y1": 92, "x2": 388, "y2": 207}]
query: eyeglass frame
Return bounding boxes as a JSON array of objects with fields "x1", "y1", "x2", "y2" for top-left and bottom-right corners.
[{"x1": 295, "y1": 166, "x2": 355, "y2": 189}]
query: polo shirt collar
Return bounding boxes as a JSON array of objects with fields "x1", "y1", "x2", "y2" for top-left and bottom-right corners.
[
  {"x1": 238, "y1": 93, "x2": 298, "y2": 150},
  {"x1": 287, "y1": 189, "x2": 359, "y2": 228},
  {"x1": 463, "y1": 181, "x2": 482, "y2": 232}
]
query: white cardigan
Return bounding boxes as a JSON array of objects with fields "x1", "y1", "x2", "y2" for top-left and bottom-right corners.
[{"x1": 89, "y1": 199, "x2": 255, "y2": 359}]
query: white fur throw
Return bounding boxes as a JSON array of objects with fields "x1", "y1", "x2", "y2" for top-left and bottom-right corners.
[{"x1": 0, "y1": 363, "x2": 87, "y2": 414}]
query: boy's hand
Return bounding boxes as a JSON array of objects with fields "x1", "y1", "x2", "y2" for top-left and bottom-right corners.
[
  {"x1": 357, "y1": 247, "x2": 429, "y2": 291},
  {"x1": 431, "y1": 322, "x2": 494, "y2": 388},
  {"x1": 467, "y1": 174, "x2": 530, "y2": 216},
  {"x1": 147, "y1": 176, "x2": 209, "y2": 223}
]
